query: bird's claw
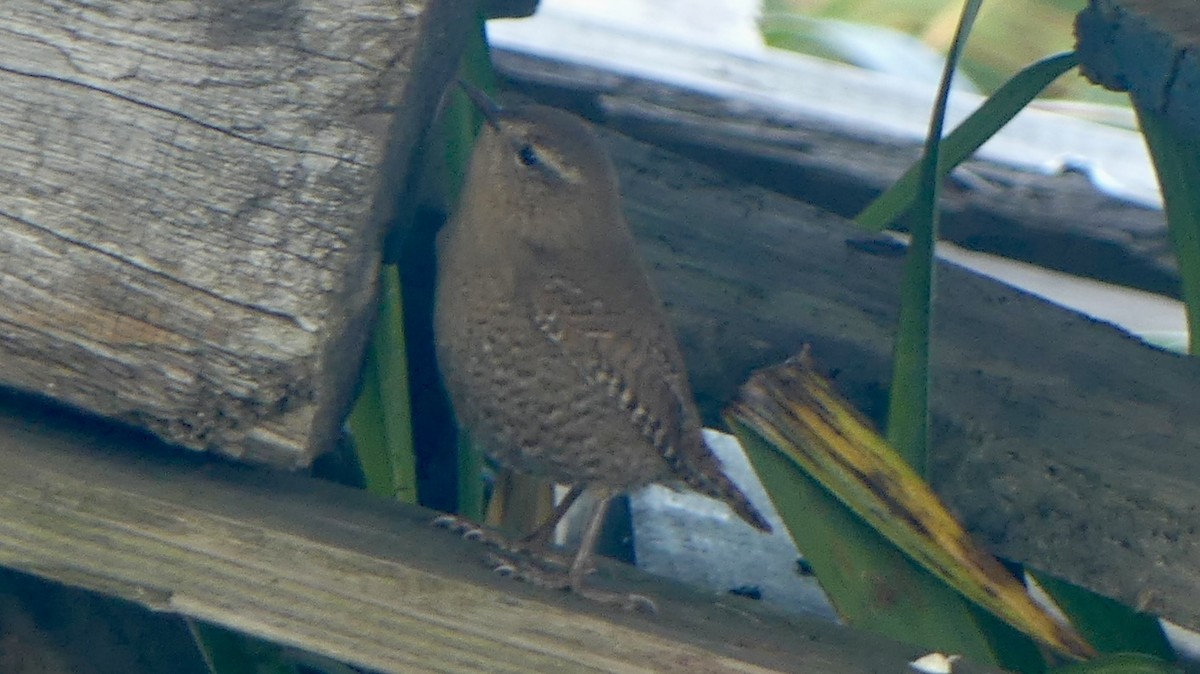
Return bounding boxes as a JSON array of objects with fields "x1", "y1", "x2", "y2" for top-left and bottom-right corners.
[
  {"x1": 434, "y1": 513, "x2": 655, "y2": 613},
  {"x1": 483, "y1": 551, "x2": 570, "y2": 589},
  {"x1": 574, "y1": 586, "x2": 658, "y2": 613},
  {"x1": 482, "y1": 553, "x2": 656, "y2": 613},
  {"x1": 430, "y1": 514, "x2": 512, "y2": 549}
]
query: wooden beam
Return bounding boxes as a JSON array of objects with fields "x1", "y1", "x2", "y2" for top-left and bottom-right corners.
[
  {"x1": 493, "y1": 44, "x2": 1177, "y2": 299},
  {"x1": 0, "y1": 394, "x2": 974, "y2": 674},
  {"x1": 596, "y1": 126, "x2": 1200, "y2": 631},
  {"x1": 0, "y1": 0, "x2": 471, "y2": 467}
]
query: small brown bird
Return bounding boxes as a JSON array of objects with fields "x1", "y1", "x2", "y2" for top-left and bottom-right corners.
[{"x1": 434, "y1": 84, "x2": 771, "y2": 593}]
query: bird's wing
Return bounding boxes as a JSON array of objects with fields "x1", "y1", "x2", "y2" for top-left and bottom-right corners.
[
  {"x1": 530, "y1": 273, "x2": 697, "y2": 471},
  {"x1": 527, "y1": 272, "x2": 771, "y2": 532}
]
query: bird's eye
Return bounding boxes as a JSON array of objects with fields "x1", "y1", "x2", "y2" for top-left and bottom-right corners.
[{"x1": 517, "y1": 144, "x2": 539, "y2": 166}]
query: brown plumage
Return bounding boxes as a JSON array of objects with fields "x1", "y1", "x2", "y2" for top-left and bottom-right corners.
[{"x1": 434, "y1": 92, "x2": 770, "y2": 591}]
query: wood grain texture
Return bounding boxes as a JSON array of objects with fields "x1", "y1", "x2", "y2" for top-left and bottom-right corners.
[
  {"x1": 0, "y1": 394, "x2": 989, "y2": 674},
  {"x1": 0, "y1": 0, "x2": 467, "y2": 466}
]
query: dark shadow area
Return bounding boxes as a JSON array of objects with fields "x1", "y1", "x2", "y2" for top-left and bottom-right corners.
[{"x1": 0, "y1": 567, "x2": 205, "y2": 674}]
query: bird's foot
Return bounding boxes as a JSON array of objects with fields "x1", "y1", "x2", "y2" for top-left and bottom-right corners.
[
  {"x1": 430, "y1": 514, "x2": 522, "y2": 553},
  {"x1": 574, "y1": 586, "x2": 658, "y2": 613},
  {"x1": 433, "y1": 514, "x2": 655, "y2": 613},
  {"x1": 431, "y1": 513, "x2": 573, "y2": 563},
  {"x1": 483, "y1": 550, "x2": 572, "y2": 587},
  {"x1": 432, "y1": 512, "x2": 577, "y2": 575},
  {"x1": 431, "y1": 514, "x2": 491, "y2": 540},
  {"x1": 483, "y1": 551, "x2": 656, "y2": 613}
]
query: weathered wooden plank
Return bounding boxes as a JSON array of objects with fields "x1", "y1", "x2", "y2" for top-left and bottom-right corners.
[
  {"x1": 0, "y1": 394, "x2": 983, "y2": 674},
  {"x1": 492, "y1": 47, "x2": 1178, "y2": 299},
  {"x1": 0, "y1": 0, "x2": 470, "y2": 467},
  {"x1": 582, "y1": 128, "x2": 1200, "y2": 631}
]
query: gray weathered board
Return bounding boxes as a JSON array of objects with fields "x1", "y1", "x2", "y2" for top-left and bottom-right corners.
[
  {"x1": 0, "y1": 394, "x2": 994, "y2": 674},
  {"x1": 487, "y1": 9, "x2": 1177, "y2": 299},
  {"x1": 602, "y1": 127, "x2": 1200, "y2": 631},
  {"x1": 0, "y1": 0, "x2": 470, "y2": 466},
  {"x1": 491, "y1": 46, "x2": 1179, "y2": 299}
]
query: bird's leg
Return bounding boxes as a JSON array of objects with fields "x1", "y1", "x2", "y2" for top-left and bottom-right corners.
[
  {"x1": 568, "y1": 488, "x2": 612, "y2": 592},
  {"x1": 565, "y1": 488, "x2": 656, "y2": 612},
  {"x1": 478, "y1": 483, "x2": 586, "y2": 575},
  {"x1": 520, "y1": 483, "x2": 585, "y2": 550},
  {"x1": 488, "y1": 487, "x2": 613, "y2": 589},
  {"x1": 448, "y1": 485, "x2": 655, "y2": 612},
  {"x1": 466, "y1": 486, "x2": 597, "y2": 587},
  {"x1": 431, "y1": 483, "x2": 582, "y2": 555},
  {"x1": 489, "y1": 483, "x2": 589, "y2": 573},
  {"x1": 436, "y1": 484, "x2": 584, "y2": 577}
]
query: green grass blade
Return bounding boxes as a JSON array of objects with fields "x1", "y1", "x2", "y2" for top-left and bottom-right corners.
[
  {"x1": 1135, "y1": 106, "x2": 1200, "y2": 355},
  {"x1": 856, "y1": 51, "x2": 1078, "y2": 231},
  {"x1": 189, "y1": 620, "x2": 298, "y2": 674},
  {"x1": 885, "y1": 0, "x2": 983, "y2": 475},
  {"x1": 1030, "y1": 571, "x2": 1175, "y2": 659},
  {"x1": 456, "y1": 432, "x2": 485, "y2": 522},
  {"x1": 375, "y1": 266, "x2": 417, "y2": 502},
  {"x1": 442, "y1": 10, "x2": 495, "y2": 208},
  {"x1": 346, "y1": 340, "x2": 388, "y2": 493},
  {"x1": 347, "y1": 265, "x2": 417, "y2": 503},
  {"x1": 1049, "y1": 653, "x2": 1182, "y2": 674}
]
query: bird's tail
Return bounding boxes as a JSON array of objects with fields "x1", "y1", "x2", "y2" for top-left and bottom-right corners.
[{"x1": 679, "y1": 435, "x2": 773, "y2": 533}]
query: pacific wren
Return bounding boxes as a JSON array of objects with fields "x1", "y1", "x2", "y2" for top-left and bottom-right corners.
[{"x1": 434, "y1": 85, "x2": 771, "y2": 593}]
